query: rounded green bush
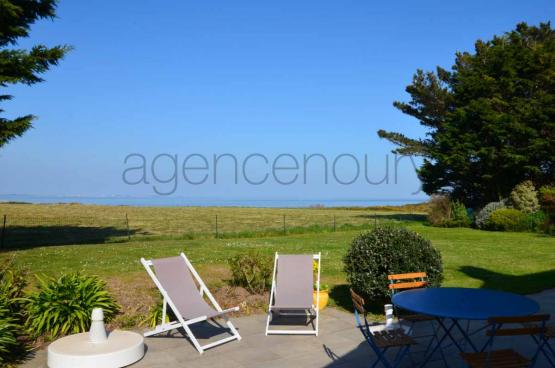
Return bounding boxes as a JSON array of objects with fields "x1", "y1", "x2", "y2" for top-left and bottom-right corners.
[
  {"x1": 486, "y1": 208, "x2": 528, "y2": 232},
  {"x1": 26, "y1": 273, "x2": 119, "y2": 338},
  {"x1": 475, "y1": 200, "x2": 507, "y2": 229},
  {"x1": 343, "y1": 226, "x2": 443, "y2": 301}
]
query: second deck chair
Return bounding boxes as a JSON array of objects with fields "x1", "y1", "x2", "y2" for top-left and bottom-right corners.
[
  {"x1": 141, "y1": 253, "x2": 241, "y2": 353},
  {"x1": 265, "y1": 252, "x2": 321, "y2": 335}
]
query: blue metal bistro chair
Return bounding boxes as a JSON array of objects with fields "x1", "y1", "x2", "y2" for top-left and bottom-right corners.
[
  {"x1": 351, "y1": 289, "x2": 415, "y2": 368},
  {"x1": 520, "y1": 318, "x2": 554, "y2": 367},
  {"x1": 388, "y1": 272, "x2": 447, "y2": 365},
  {"x1": 461, "y1": 314, "x2": 550, "y2": 368}
]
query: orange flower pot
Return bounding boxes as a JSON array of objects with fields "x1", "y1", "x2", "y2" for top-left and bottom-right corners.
[{"x1": 313, "y1": 290, "x2": 329, "y2": 310}]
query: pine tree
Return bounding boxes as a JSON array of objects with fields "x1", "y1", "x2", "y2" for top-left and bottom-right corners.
[
  {"x1": 379, "y1": 22, "x2": 555, "y2": 208},
  {"x1": 0, "y1": 0, "x2": 70, "y2": 148}
]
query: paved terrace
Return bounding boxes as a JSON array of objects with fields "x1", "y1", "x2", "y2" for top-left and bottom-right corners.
[{"x1": 24, "y1": 289, "x2": 554, "y2": 368}]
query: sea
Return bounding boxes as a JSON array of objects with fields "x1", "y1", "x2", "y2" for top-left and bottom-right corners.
[{"x1": 0, "y1": 195, "x2": 428, "y2": 208}]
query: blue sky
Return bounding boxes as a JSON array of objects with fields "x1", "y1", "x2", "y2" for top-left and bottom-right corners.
[{"x1": 1, "y1": 0, "x2": 553, "y2": 201}]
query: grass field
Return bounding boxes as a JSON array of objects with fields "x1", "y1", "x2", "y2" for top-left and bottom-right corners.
[
  {"x1": 0, "y1": 203, "x2": 426, "y2": 247},
  {"x1": 1, "y1": 203, "x2": 553, "y2": 322}
]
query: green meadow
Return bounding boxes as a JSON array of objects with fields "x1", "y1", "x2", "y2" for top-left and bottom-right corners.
[{"x1": 1, "y1": 203, "x2": 553, "y2": 316}]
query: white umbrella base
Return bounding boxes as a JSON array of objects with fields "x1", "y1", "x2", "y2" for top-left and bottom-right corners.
[{"x1": 48, "y1": 330, "x2": 144, "y2": 368}]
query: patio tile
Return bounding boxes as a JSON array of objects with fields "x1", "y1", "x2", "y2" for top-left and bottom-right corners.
[{"x1": 20, "y1": 288, "x2": 555, "y2": 368}]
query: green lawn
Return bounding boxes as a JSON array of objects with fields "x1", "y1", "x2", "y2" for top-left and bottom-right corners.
[{"x1": 3, "y1": 220, "x2": 554, "y2": 316}]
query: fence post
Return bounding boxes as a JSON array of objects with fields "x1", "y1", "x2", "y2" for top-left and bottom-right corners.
[
  {"x1": 333, "y1": 215, "x2": 336, "y2": 232},
  {"x1": 374, "y1": 213, "x2": 377, "y2": 227},
  {"x1": 125, "y1": 213, "x2": 131, "y2": 240},
  {"x1": 1, "y1": 215, "x2": 6, "y2": 249},
  {"x1": 283, "y1": 215, "x2": 286, "y2": 234},
  {"x1": 215, "y1": 215, "x2": 219, "y2": 238}
]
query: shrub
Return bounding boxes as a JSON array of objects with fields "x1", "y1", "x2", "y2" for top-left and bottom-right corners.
[
  {"x1": 540, "y1": 186, "x2": 555, "y2": 213},
  {"x1": 486, "y1": 208, "x2": 528, "y2": 232},
  {"x1": 510, "y1": 180, "x2": 540, "y2": 214},
  {"x1": 475, "y1": 200, "x2": 507, "y2": 229},
  {"x1": 343, "y1": 226, "x2": 443, "y2": 301},
  {"x1": 427, "y1": 195, "x2": 451, "y2": 226},
  {"x1": 26, "y1": 273, "x2": 119, "y2": 338},
  {"x1": 0, "y1": 260, "x2": 29, "y2": 365},
  {"x1": 444, "y1": 201, "x2": 472, "y2": 227},
  {"x1": 526, "y1": 210, "x2": 547, "y2": 232},
  {"x1": 539, "y1": 186, "x2": 555, "y2": 233},
  {"x1": 228, "y1": 252, "x2": 273, "y2": 294},
  {"x1": 427, "y1": 196, "x2": 471, "y2": 227}
]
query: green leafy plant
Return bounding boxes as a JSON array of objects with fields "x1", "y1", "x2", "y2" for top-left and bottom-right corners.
[
  {"x1": 510, "y1": 181, "x2": 540, "y2": 214},
  {"x1": 427, "y1": 196, "x2": 471, "y2": 227},
  {"x1": 426, "y1": 195, "x2": 452, "y2": 226},
  {"x1": 526, "y1": 211, "x2": 547, "y2": 232},
  {"x1": 228, "y1": 252, "x2": 273, "y2": 294},
  {"x1": 312, "y1": 260, "x2": 325, "y2": 291},
  {"x1": 486, "y1": 208, "x2": 528, "y2": 232},
  {"x1": 0, "y1": 314, "x2": 19, "y2": 365},
  {"x1": 343, "y1": 226, "x2": 443, "y2": 300},
  {"x1": 26, "y1": 273, "x2": 119, "y2": 338},
  {"x1": 475, "y1": 200, "x2": 507, "y2": 229},
  {"x1": 0, "y1": 261, "x2": 27, "y2": 317},
  {"x1": 142, "y1": 302, "x2": 163, "y2": 329},
  {"x1": 140, "y1": 299, "x2": 172, "y2": 328},
  {"x1": 0, "y1": 259, "x2": 29, "y2": 365},
  {"x1": 444, "y1": 201, "x2": 472, "y2": 227}
]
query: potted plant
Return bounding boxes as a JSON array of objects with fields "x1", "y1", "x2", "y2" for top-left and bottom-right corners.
[
  {"x1": 313, "y1": 283, "x2": 329, "y2": 310},
  {"x1": 312, "y1": 259, "x2": 329, "y2": 310}
]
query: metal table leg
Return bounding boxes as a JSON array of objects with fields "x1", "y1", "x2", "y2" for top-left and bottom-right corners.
[{"x1": 418, "y1": 318, "x2": 482, "y2": 368}]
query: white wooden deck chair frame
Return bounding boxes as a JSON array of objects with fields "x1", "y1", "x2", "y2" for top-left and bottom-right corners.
[
  {"x1": 141, "y1": 252, "x2": 241, "y2": 353},
  {"x1": 265, "y1": 252, "x2": 321, "y2": 336}
]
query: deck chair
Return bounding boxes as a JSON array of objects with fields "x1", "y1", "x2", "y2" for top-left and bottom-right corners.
[
  {"x1": 265, "y1": 252, "x2": 321, "y2": 335},
  {"x1": 141, "y1": 253, "x2": 241, "y2": 353}
]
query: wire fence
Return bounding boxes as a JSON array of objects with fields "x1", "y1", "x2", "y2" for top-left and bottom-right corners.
[{"x1": 0, "y1": 211, "x2": 411, "y2": 249}]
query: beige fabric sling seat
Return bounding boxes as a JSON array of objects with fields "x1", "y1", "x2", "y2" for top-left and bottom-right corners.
[
  {"x1": 265, "y1": 252, "x2": 321, "y2": 335},
  {"x1": 141, "y1": 253, "x2": 241, "y2": 353}
]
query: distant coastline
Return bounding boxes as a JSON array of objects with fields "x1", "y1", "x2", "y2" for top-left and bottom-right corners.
[{"x1": 0, "y1": 194, "x2": 428, "y2": 208}]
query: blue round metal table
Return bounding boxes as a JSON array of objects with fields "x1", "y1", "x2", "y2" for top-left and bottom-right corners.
[
  {"x1": 392, "y1": 288, "x2": 540, "y2": 366},
  {"x1": 392, "y1": 287, "x2": 539, "y2": 320}
]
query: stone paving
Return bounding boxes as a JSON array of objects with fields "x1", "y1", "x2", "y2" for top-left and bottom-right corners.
[{"x1": 23, "y1": 289, "x2": 554, "y2": 367}]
